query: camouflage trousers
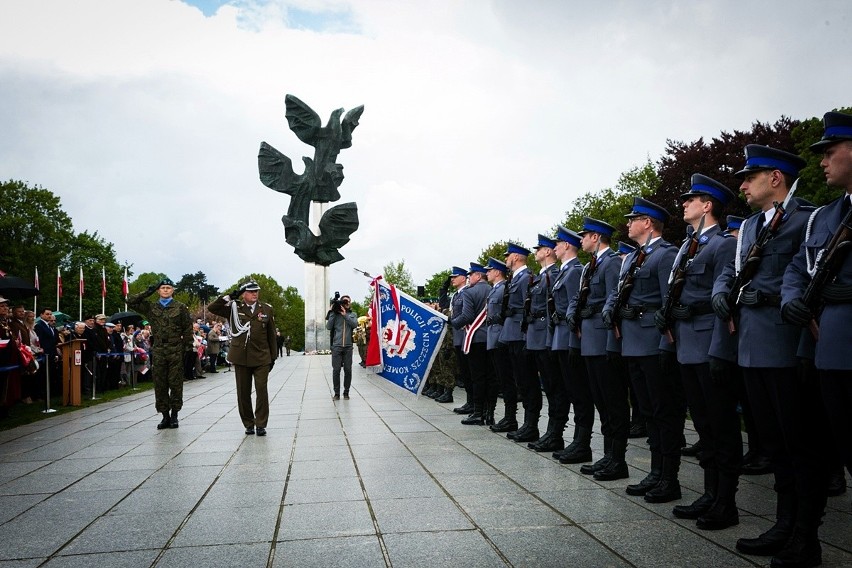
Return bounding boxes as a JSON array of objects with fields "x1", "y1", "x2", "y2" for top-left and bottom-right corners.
[{"x1": 152, "y1": 348, "x2": 184, "y2": 412}]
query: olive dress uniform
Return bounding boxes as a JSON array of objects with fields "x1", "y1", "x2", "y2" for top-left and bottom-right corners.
[{"x1": 209, "y1": 289, "x2": 278, "y2": 433}]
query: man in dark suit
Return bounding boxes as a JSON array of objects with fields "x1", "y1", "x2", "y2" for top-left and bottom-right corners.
[
  {"x1": 713, "y1": 145, "x2": 825, "y2": 567},
  {"x1": 209, "y1": 281, "x2": 278, "y2": 436},
  {"x1": 34, "y1": 307, "x2": 59, "y2": 400}
]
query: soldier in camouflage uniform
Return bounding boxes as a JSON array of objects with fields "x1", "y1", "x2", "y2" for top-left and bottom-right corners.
[
  {"x1": 428, "y1": 317, "x2": 458, "y2": 401},
  {"x1": 128, "y1": 278, "x2": 193, "y2": 430}
]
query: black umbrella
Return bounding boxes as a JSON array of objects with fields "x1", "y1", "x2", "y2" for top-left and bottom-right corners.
[
  {"x1": 0, "y1": 275, "x2": 40, "y2": 300},
  {"x1": 109, "y1": 311, "x2": 144, "y2": 327}
]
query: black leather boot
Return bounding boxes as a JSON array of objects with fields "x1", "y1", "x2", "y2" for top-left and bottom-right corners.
[
  {"x1": 491, "y1": 406, "x2": 518, "y2": 432},
  {"x1": 681, "y1": 439, "x2": 703, "y2": 457},
  {"x1": 558, "y1": 426, "x2": 593, "y2": 464},
  {"x1": 736, "y1": 491, "x2": 795, "y2": 556},
  {"x1": 594, "y1": 438, "x2": 629, "y2": 481},
  {"x1": 644, "y1": 456, "x2": 681, "y2": 502},
  {"x1": 453, "y1": 401, "x2": 473, "y2": 414},
  {"x1": 580, "y1": 435, "x2": 611, "y2": 474},
  {"x1": 626, "y1": 451, "x2": 662, "y2": 496},
  {"x1": 156, "y1": 411, "x2": 170, "y2": 430},
  {"x1": 512, "y1": 416, "x2": 540, "y2": 443},
  {"x1": 169, "y1": 409, "x2": 179, "y2": 428},
  {"x1": 696, "y1": 471, "x2": 739, "y2": 530},
  {"x1": 826, "y1": 466, "x2": 847, "y2": 497},
  {"x1": 673, "y1": 467, "x2": 717, "y2": 519},
  {"x1": 530, "y1": 420, "x2": 566, "y2": 452},
  {"x1": 461, "y1": 405, "x2": 485, "y2": 425},
  {"x1": 769, "y1": 528, "x2": 821, "y2": 568},
  {"x1": 435, "y1": 388, "x2": 454, "y2": 403},
  {"x1": 423, "y1": 385, "x2": 438, "y2": 398}
]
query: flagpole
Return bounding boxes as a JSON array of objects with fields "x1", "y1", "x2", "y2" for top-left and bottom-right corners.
[
  {"x1": 57, "y1": 267, "x2": 61, "y2": 312},
  {"x1": 123, "y1": 267, "x2": 128, "y2": 311},
  {"x1": 79, "y1": 267, "x2": 83, "y2": 321},
  {"x1": 33, "y1": 267, "x2": 39, "y2": 312}
]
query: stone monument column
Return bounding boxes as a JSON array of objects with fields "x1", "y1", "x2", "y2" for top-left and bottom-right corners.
[{"x1": 304, "y1": 202, "x2": 330, "y2": 352}]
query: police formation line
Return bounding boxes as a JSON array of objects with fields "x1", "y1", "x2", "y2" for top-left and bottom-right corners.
[{"x1": 421, "y1": 111, "x2": 852, "y2": 568}]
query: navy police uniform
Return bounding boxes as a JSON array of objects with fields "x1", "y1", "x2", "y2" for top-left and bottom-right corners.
[
  {"x1": 484, "y1": 258, "x2": 515, "y2": 431},
  {"x1": 450, "y1": 263, "x2": 491, "y2": 425}
]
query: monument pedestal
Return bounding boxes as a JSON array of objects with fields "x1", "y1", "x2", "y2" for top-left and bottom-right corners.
[{"x1": 304, "y1": 263, "x2": 330, "y2": 352}]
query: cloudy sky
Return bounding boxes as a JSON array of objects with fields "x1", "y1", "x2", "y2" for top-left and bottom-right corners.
[{"x1": 1, "y1": 0, "x2": 850, "y2": 303}]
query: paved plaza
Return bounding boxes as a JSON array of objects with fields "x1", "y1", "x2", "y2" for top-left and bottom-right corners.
[{"x1": 0, "y1": 354, "x2": 849, "y2": 568}]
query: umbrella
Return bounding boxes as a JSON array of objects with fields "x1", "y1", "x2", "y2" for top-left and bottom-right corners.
[
  {"x1": 53, "y1": 311, "x2": 73, "y2": 325},
  {"x1": 0, "y1": 275, "x2": 40, "y2": 300},
  {"x1": 109, "y1": 311, "x2": 144, "y2": 327}
]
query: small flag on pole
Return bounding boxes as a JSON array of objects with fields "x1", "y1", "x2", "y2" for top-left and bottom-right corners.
[
  {"x1": 79, "y1": 267, "x2": 84, "y2": 297},
  {"x1": 57, "y1": 268, "x2": 62, "y2": 298},
  {"x1": 34, "y1": 267, "x2": 40, "y2": 290},
  {"x1": 101, "y1": 267, "x2": 107, "y2": 298},
  {"x1": 122, "y1": 267, "x2": 129, "y2": 297}
]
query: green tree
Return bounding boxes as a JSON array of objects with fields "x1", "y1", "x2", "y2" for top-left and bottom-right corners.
[
  {"x1": 64, "y1": 231, "x2": 128, "y2": 318},
  {"x1": 423, "y1": 269, "x2": 451, "y2": 300},
  {"x1": 175, "y1": 271, "x2": 219, "y2": 304},
  {"x1": 381, "y1": 259, "x2": 415, "y2": 295}
]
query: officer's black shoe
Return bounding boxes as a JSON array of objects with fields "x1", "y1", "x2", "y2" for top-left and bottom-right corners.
[
  {"x1": 461, "y1": 412, "x2": 484, "y2": 425},
  {"x1": 421, "y1": 385, "x2": 435, "y2": 398},
  {"x1": 245, "y1": 427, "x2": 255, "y2": 435},
  {"x1": 593, "y1": 460, "x2": 629, "y2": 481},
  {"x1": 696, "y1": 502, "x2": 739, "y2": 531},
  {"x1": 644, "y1": 479, "x2": 681, "y2": 503},
  {"x1": 558, "y1": 446, "x2": 593, "y2": 464},
  {"x1": 529, "y1": 433, "x2": 565, "y2": 452},
  {"x1": 625, "y1": 470, "x2": 661, "y2": 496},
  {"x1": 672, "y1": 492, "x2": 714, "y2": 519},
  {"x1": 736, "y1": 524, "x2": 793, "y2": 556},
  {"x1": 490, "y1": 417, "x2": 517, "y2": 433},
  {"x1": 680, "y1": 440, "x2": 703, "y2": 457},
  {"x1": 256, "y1": 427, "x2": 267, "y2": 436},
  {"x1": 453, "y1": 402, "x2": 473, "y2": 414},
  {"x1": 769, "y1": 530, "x2": 821, "y2": 568},
  {"x1": 741, "y1": 454, "x2": 772, "y2": 476},
  {"x1": 483, "y1": 409, "x2": 495, "y2": 426},
  {"x1": 157, "y1": 411, "x2": 171, "y2": 430},
  {"x1": 528, "y1": 431, "x2": 552, "y2": 450},
  {"x1": 580, "y1": 455, "x2": 610, "y2": 475},
  {"x1": 169, "y1": 410, "x2": 179, "y2": 429},
  {"x1": 506, "y1": 423, "x2": 529, "y2": 440},
  {"x1": 628, "y1": 422, "x2": 647, "y2": 439},
  {"x1": 827, "y1": 469, "x2": 847, "y2": 497},
  {"x1": 423, "y1": 385, "x2": 439, "y2": 398},
  {"x1": 512, "y1": 428, "x2": 539, "y2": 443},
  {"x1": 435, "y1": 390, "x2": 454, "y2": 403}
]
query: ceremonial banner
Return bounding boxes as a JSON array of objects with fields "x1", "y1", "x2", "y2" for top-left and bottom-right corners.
[{"x1": 366, "y1": 277, "x2": 447, "y2": 396}]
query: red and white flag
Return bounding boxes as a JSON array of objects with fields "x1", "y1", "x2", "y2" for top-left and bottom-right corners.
[
  {"x1": 79, "y1": 267, "x2": 84, "y2": 297},
  {"x1": 101, "y1": 266, "x2": 107, "y2": 298},
  {"x1": 57, "y1": 268, "x2": 63, "y2": 297},
  {"x1": 122, "y1": 267, "x2": 129, "y2": 297},
  {"x1": 34, "y1": 267, "x2": 40, "y2": 290}
]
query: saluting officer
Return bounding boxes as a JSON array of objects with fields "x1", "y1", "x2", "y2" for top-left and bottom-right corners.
[
  {"x1": 567, "y1": 218, "x2": 628, "y2": 481},
  {"x1": 664, "y1": 175, "x2": 741, "y2": 529},
  {"x1": 499, "y1": 243, "x2": 537, "y2": 441},
  {"x1": 783, "y1": 110, "x2": 852, "y2": 525},
  {"x1": 450, "y1": 262, "x2": 491, "y2": 425},
  {"x1": 526, "y1": 234, "x2": 566, "y2": 451},
  {"x1": 128, "y1": 278, "x2": 193, "y2": 430},
  {"x1": 209, "y1": 281, "x2": 278, "y2": 436},
  {"x1": 712, "y1": 145, "x2": 825, "y2": 567},
  {"x1": 484, "y1": 257, "x2": 514, "y2": 431},
  {"x1": 551, "y1": 227, "x2": 595, "y2": 464}
]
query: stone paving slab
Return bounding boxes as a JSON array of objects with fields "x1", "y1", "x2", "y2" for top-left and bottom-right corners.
[{"x1": 0, "y1": 354, "x2": 849, "y2": 567}]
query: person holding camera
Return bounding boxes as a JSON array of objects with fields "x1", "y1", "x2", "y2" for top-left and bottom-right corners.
[
  {"x1": 209, "y1": 281, "x2": 277, "y2": 436},
  {"x1": 326, "y1": 293, "x2": 358, "y2": 400}
]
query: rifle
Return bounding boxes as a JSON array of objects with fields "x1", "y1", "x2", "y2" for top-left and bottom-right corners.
[
  {"x1": 660, "y1": 215, "x2": 706, "y2": 344},
  {"x1": 500, "y1": 276, "x2": 510, "y2": 323},
  {"x1": 520, "y1": 271, "x2": 535, "y2": 334},
  {"x1": 545, "y1": 268, "x2": 556, "y2": 330},
  {"x1": 573, "y1": 243, "x2": 601, "y2": 337},
  {"x1": 801, "y1": 202, "x2": 852, "y2": 340},
  {"x1": 726, "y1": 180, "x2": 798, "y2": 334},
  {"x1": 612, "y1": 235, "x2": 653, "y2": 340}
]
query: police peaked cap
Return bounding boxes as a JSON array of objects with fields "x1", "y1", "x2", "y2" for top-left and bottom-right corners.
[
  {"x1": 681, "y1": 174, "x2": 737, "y2": 206},
  {"x1": 468, "y1": 262, "x2": 487, "y2": 274},
  {"x1": 533, "y1": 234, "x2": 557, "y2": 250},
  {"x1": 555, "y1": 226, "x2": 582, "y2": 248},
  {"x1": 810, "y1": 111, "x2": 852, "y2": 151},
  {"x1": 734, "y1": 144, "x2": 806, "y2": 178},
  {"x1": 504, "y1": 243, "x2": 531, "y2": 257},
  {"x1": 624, "y1": 197, "x2": 670, "y2": 222},
  {"x1": 578, "y1": 217, "x2": 616, "y2": 237},
  {"x1": 725, "y1": 215, "x2": 744, "y2": 231},
  {"x1": 486, "y1": 257, "x2": 508, "y2": 272},
  {"x1": 450, "y1": 266, "x2": 468, "y2": 277},
  {"x1": 617, "y1": 241, "x2": 637, "y2": 255}
]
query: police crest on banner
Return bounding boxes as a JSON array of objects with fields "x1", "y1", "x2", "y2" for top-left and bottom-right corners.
[{"x1": 365, "y1": 277, "x2": 447, "y2": 395}]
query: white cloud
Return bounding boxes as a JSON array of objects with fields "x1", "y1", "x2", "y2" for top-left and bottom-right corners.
[{"x1": 1, "y1": 0, "x2": 851, "y2": 303}]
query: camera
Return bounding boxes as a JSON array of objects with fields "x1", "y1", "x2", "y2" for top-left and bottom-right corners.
[{"x1": 330, "y1": 291, "x2": 343, "y2": 312}]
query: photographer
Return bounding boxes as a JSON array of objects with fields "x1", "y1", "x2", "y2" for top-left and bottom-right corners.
[{"x1": 326, "y1": 293, "x2": 358, "y2": 400}]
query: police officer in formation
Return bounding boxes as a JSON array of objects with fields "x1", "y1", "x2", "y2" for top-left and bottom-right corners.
[
  {"x1": 664, "y1": 175, "x2": 741, "y2": 530},
  {"x1": 447, "y1": 266, "x2": 473, "y2": 415},
  {"x1": 449, "y1": 262, "x2": 490, "y2": 425},
  {"x1": 484, "y1": 257, "x2": 516, "y2": 432},
  {"x1": 524, "y1": 235, "x2": 564, "y2": 449},
  {"x1": 550, "y1": 227, "x2": 595, "y2": 464},
  {"x1": 713, "y1": 144, "x2": 825, "y2": 567},
  {"x1": 606, "y1": 198, "x2": 682, "y2": 499}
]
